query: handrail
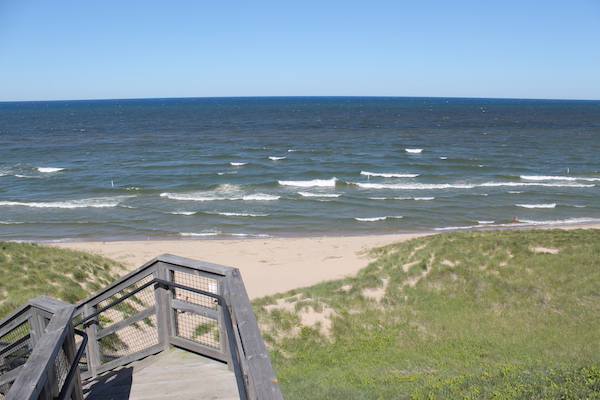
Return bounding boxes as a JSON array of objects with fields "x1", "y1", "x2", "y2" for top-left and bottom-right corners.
[
  {"x1": 75, "y1": 278, "x2": 249, "y2": 400},
  {"x1": 1, "y1": 255, "x2": 283, "y2": 400}
]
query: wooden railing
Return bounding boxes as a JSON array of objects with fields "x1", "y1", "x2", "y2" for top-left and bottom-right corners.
[
  {"x1": 0, "y1": 254, "x2": 284, "y2": 400},
  {"x1": 0, "y1": 297, "x2": 83, "y2": 400}
]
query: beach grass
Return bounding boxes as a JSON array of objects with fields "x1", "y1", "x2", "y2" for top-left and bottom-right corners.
[
  {"x1": 0, "y1": 241, "x2": 124, "y2": 318},
  {"x1": 254, "y1": 229, "x2": 600, "y2": 399}
]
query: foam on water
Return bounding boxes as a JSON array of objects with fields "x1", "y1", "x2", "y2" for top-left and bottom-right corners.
[
  {"x1": 2, "y1": 97, "x2": 599, "y2": 241},
  {"x1": 279, "y1": 178, "x2": 337, "y2": 187},
  {"x1": 516, "y1": 203, "x2": 557, "y2": 209},
  {"x1": 215, "y1": 212, "x2": 269, "y2": 217},
  {"x1": 521, "y1": 175, "x2": 600, "y2": 182},
  {"x1": 38, "y1": 167, "x2": 65, "y2": 173},
  {"x1": 298, "y1": 192, "x2": 341, "y2": 198},
  {"x1": 0, "y1": 196, "x2": 128, "y2": 209},
  {"x1": 361, "y1": 171, "x2": 419, "y2": 178},
  {"x1": 355, "y1": 215, "x2": 403, "y2": 222}
]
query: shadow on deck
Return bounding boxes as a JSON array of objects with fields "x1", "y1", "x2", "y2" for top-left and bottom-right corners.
[{"x1": 84, "y1": 347, "x2": 240, "y2": 400}]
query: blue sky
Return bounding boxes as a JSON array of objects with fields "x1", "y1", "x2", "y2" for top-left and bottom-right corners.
[{"x1": 1, "y1": 0, "x2": 599, "y2": 101}]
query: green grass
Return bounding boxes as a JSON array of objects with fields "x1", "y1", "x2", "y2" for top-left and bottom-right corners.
[
  {"x1": 253, "y1": 229, "x2": 600, "y2": 399},
  {"x1": 0, "y1": 242, "x2": 124, "y2": 318}
]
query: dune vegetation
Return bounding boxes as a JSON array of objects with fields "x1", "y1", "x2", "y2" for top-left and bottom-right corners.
[
  {"x1": 0, "y1": 241, "x2": 124, "y2": 318},
  {"x1": 254, "y1": 229, "x2": 600, "y2": 399},
  {"x1": 1, "y1": 230, "x2": 599, "y2": 398}
]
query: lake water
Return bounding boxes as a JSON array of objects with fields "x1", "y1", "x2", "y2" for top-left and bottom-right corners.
[{"x1": 1, "y1": 97, "x2": 599, "y2": 241}]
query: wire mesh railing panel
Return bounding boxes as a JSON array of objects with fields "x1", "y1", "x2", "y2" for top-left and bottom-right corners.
[
  {"x1": 175, "y1": 312, "x2": 220, "y2": 349},
  {"x1": 53, "y1": 346, "x2": 70, "y2": 394},
  {"x1": 171, "y1": 270, "x2": 222, "y2": 349},
  {"x1": 172, "y1": 271, "x2": 219, "y2": 308},
  {"x1": 90, "y1": 274, "x2": 160, "y2": 365},
  {"x1": 98, "y1": 314, "x2": 159, "y2": 365},
  {"x1": 95, "y1": 274, "x2": 156, "y2": 317},
  {"x1": 0, "y1": 321, "x2": 32, "y2": 376}
]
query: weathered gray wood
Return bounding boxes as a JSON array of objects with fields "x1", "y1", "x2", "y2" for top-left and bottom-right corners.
[
  {"x1": 83, "y1": 347, "x2": 240, "y2": 400},
  {"x1": 81, "y1": 303, "x2": 100, "y2": 380},
  {"x1": 226, "y1": 268, "x2": 284, "y2": 400},
  {"x1": 157, "y1": 254, "x2": 231, "y2": 276},
  {"x1": 5, "y1": 305, "x2": 76, "y2": 400},
  {"x1": 164, "y1": 262, "x2": 227, "y2": 280},
  {"x1": 95, "y1": 306, "x2": 156, "y2": 341},
  {"x1": 0, "y1": 365, "x2": 22, "y2": 386},
  {"x1": 168, "y1": 336, "x2": 227, "y2": 362},
  {"x1": 153, "y1": 264, "x2": 171, "y2": 352},
  {"x1": 0, "y1": 307, "x2": 31, "y2": 337},
  {"x1": 93, "y1": 343, "x2": 164, "y2": 377},
  {"x1": 28, "y1": 296, "x2": 73, "y2": 314},
  {"x1": 171, "y1": 299, "x2": 219, "y2": 319}
]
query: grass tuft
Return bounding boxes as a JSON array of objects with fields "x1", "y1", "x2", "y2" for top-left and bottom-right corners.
[{"x1": 0, "y1": 242, "x2": 125, "y2": 318}]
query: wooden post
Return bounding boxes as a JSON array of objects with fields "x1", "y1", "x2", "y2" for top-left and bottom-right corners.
[{"x1": 154, "y1": 262, "x2": 172, "y2": 351}]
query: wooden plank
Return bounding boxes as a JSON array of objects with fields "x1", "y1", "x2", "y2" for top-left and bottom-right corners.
[
  {"x1": 154, "y1": 264, "x2": 171, "y2": 352},
  {"x1": 27, "y1": 296, "x2": 72, "y2": 315},
  {"x1": 92, "y1": 343, "x2": 164, "y2": 377},
  {"x1": 226, "y1": 268, "x2": 284, "y2": 400},
  {"x1": 171, "y1": 300, "x2": 219, "y2": 319},
  {"x1": 168, "y1": 336, "x2": 227, "y2": 363},
  {"x1": 157, "y1": 254, "x2": 231, "y2": 276},
  {"x1": 81, "y1": 303, "x2": 101, "y2": 379},
  {"x1": 5, "y1": 305, "x2": 75, "y2": 400},
  {"x1": 0, "y1": 308, "x2": 33, "y2": 340},
  {"x1": 0, "y1": 365, "x2": 22, "y2": 387}
]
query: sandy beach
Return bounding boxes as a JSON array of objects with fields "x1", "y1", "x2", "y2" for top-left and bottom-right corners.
[{"x1": 53, "y1": 224, "x2": 599, "y2": 299}]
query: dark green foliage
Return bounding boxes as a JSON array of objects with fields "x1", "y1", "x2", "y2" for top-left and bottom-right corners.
[
  {"x1": 254, "y1": 229, "x2": 600, "y2": 399},
  {"x1": 0, "y1": 242, "x2": 125, "y2": 318}
]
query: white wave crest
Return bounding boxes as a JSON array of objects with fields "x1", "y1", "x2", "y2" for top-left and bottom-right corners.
[
  {"x1": 242, "y1": 194, "x2": 280, "y2": 201},
  {"x1": 356, "y1": 181, "x2": 593, "y2": 190},
  {"x1": 180, "y1": 231, "x2": 271, "y2": 238},
  {"x1": 279, "y1": 178, "x2": 337, "y2": 187},
  {"x1": 216, "y1": 212, "x2": 269, "y2": 217},
  {"x1": 478, "y1": 221, "x2": 495, "y2": 224},
  {"x1": 15, "y1": 174, "x2": 41, "y2": 179},
  {"x1": 167, "y1": 211, "x2": 196, "y2": 215},
  {"x1": 521, "y1": 175, "x2": 600, "y2": 182},
  {"x1": 405, "y1": 148, "x2": 423, "y2": 154},
  {"x1": 161, "y1": 192, "x2": 279, "y2": 201},
  {"x1": 161, "y1": 193, "x2": 216, "y2": 201},
  {"x1": 414, "y1": 197, "x2": 435, "y2": 201},
  {"x1": 269, "y1": 156, "x2": 286, "y2": 161},
  {"x1": 0, "y1": 197, "x2": 127, "y2": 209},
  {"x1": 516, "y1": 203, "x2": 557, "y2": 209},
  {"x1": 361, "y1": 171, "x2": 419, "y2": 178},
  {"x1": 357, "y1": 182, "x2": 475, "y2": 190},
  {"x1": 230, "y1": 162, "x2": 247, "y2": 166},
  {"x1": 38, "y1": 167, "x2": 65, "y2": 173},
  {"x1": 355, "y1": 215, "x2": 403, "y2": 222},
  {"x1": 298, "y1": 192, "x2": 341, "y2": 198}
]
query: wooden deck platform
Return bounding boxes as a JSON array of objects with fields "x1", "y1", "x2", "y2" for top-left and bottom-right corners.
[{"x1": 83, "y1": 347, "x2": 240, "y2": 400}]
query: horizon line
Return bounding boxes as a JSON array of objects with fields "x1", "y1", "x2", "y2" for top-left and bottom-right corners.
[{"x1": 1, "y1": 94, "x2": 599, "y2": 104}]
